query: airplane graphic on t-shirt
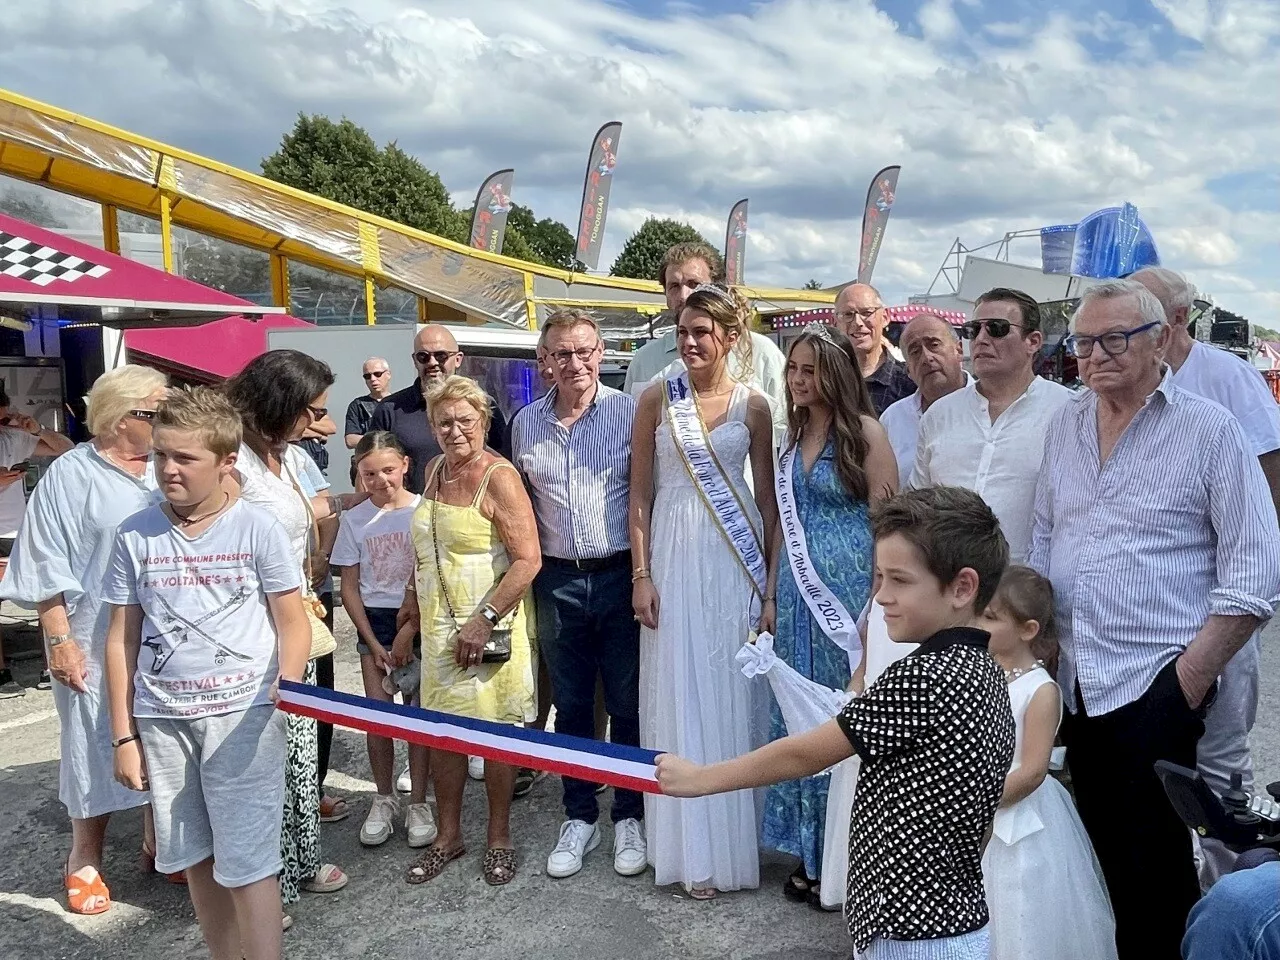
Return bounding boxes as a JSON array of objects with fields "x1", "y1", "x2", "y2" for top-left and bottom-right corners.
[{"x1": 143, "y1": 588, "x2": 253, "y2": 674}]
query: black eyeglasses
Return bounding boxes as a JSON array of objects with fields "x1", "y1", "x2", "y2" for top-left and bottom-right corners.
[
  {"x1": 306, "y1": 404, "x2": 328, "y2": 420},
  {"x1": 549, "y1": 344, "x2": 601, "y2": 366},
  {"x1": 1063, "y1": 321, "x2": 1160, "y2": 359},
  {"x1": 362, "y1": 370, "x2": 388, "y2": 380},
  {"x1": 414, "y1": 350, "x2": 458, "y2": 366},
  {"x1": 127, "y1": 409, "x2": 157, "y2": 422},
  {"x1": 959, "y1": 318, "x2": 1024, "y2": 340}
]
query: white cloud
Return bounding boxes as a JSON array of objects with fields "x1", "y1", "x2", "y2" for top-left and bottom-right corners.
[{"x1": 0, "y1": 0, "x2": 1274, "y2": 321}]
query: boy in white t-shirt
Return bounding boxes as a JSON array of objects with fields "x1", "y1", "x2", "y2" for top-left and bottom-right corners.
[{"x1": 104, "y1": 388, "x2": 310, "y2": 960}]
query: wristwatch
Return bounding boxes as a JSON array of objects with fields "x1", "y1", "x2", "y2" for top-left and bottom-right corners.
[
  {"x1": 45, "y1": 633, "x2": 71, "y2": 647},
  {"x1": 480, "y1": 604, "x2": 502, "y2": 626}
]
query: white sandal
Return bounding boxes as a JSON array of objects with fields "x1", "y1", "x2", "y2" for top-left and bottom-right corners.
[{"x1": 300, "y1": 863, "x2": 348, "y2": 894}]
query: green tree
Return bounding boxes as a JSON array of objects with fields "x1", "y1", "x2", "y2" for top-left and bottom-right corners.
[
  {"x1": 609, "y1": 218, "x2": 711, "y2": 280},
  {"x1": 262, "y1": 115, "x2": 463, "y2": 241},
  {"x1": 803, "y1": 278, "x2": 823, "y2": 290},
  {"x1": 506, "y1": 204, "x2": 580, "y2": 269}
]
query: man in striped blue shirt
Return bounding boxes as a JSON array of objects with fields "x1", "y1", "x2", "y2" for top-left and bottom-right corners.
[
  {"x1": 1029, "y1": 279, "x2": 1280, "y2": 960},
  {"x1": 510, "y1": 308, "x2": 647, "y2": 882}
]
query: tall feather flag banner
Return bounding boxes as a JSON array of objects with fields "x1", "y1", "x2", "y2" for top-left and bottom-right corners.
[
  {"x1": 276, "y1": 680, "x2": 662, "y2": 794},
  {"x1": 724, "y1": 198, "x2": 749, "y2": 286},
  {"x1": 468, "y1": 169, "x2": 515, "y2": 254},
  {"x1": 574, "y1": 121, "x2": 622, "y2": 270},
  {"x1": 857, "y1": 166, "x2": 901, "y2": 285}
]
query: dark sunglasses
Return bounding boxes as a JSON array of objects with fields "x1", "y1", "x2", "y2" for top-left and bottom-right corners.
[
  {"x1": 127, "y1": 409, "x2": 157, "y2": 422},
  {"x1": 959, "y1": 318, "x2": 1024, "y2": 340},
  {"x1": 414, "y1": 350, "x2": 457, "y2": 366},
  {"x1": 362, "y1": 370, "x2": 388, "y2": 380}
]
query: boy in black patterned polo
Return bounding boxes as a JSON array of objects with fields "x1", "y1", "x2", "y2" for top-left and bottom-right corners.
[{"x1": 657, "y1": 487, "x2": 1015, "y2": 960}]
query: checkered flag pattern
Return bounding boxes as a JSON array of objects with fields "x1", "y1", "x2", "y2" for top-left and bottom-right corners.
[{"x1": 1, "y1": 230, "x2": 111, "y2": 287}]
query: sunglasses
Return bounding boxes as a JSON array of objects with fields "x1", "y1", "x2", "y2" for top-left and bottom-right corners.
[
  {"x1": 959, "y1": 318, "x2": 1024, "y2": 340},
  {"x1": 362, "y1": 370, "x2": 389, "y2": 380},
  {"x1": 307, "y1": 404, "x2": 328, "y2": 420},
  {"x1": 414, "y1": 350, "x2": 458, "y2": 366},
  {"x1": 127, "y1": 409, "x2": 157, "y2": 422}
]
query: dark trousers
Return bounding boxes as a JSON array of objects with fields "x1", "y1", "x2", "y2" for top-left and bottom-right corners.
[
  {"x1": 1063, "y1": 658, "x2": 1206, "y2": 960},
  {"x1": 315, "y1": 592, "x2": 336, "y2": 797},
  {"x1": 534, "y1": 558, "x2": 643, "y2": 825}
]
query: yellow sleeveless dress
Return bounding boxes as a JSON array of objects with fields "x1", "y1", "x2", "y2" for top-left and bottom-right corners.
[{"x1": 412, "y1": 460, "x2": 535, "y2": 724}]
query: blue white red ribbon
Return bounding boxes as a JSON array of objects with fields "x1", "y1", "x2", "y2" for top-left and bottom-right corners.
[{"x1": 277, "y1": 680, "x2": 661, "y2": 795}]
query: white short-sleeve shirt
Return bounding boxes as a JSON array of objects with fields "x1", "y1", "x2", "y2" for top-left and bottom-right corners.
[
  {"x1": 330, "y1": 496, "x2": 420, "y2": 610},
  {"x1": 911, "y1": 376, "x2": 1072, "y2": 562},
  {"x1": 0, "y1": 426, "x2": 38, "y2": 538},
  {"x1": 1172, "y1": 341, "x2": 1280, "y2": 457},
  {"x1": 103, "y1": 499, "x2": 302, "y2": 719}
]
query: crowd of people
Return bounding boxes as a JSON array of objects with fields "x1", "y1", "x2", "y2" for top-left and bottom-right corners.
[{"x1": 0, "y1": 239, "x2": 1277, "y2": 960}]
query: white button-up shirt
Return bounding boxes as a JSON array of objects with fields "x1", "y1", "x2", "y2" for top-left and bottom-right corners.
[
  {"x1": 910, "y1": 376, "x2": 1072, "y2": 562},
  {"x1": 880, "y1": 373, "x2": 973, "y2": 490}
]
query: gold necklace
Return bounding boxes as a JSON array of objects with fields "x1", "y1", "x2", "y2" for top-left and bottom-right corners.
[{"x1": 441, "y1": 451, "x2": 484, "y2": 484}]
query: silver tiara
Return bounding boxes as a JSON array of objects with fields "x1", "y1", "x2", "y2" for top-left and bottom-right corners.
[
  {"x1": 690, "y1": 283, "x2": 734, "y2": 306},
  {"x1": 802, "y1": 321, "x2": 835, "y2": 343}
]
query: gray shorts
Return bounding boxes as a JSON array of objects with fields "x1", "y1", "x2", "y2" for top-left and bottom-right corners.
[{"x1": 138, "y1": 704, "x2": 287, "y2": 887}]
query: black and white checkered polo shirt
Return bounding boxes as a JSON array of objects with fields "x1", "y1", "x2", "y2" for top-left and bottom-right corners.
[{"x1": 837, "y1": 626, "x2": 1015, "y2": 953}]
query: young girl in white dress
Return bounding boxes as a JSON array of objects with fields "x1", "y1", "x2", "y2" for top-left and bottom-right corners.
[
  {"x1": 980, "y1": 566, "x2": 1118, "y2": 960},
  {"x1": 630, "y1": 284, "x2": 778, "y2": 900}
]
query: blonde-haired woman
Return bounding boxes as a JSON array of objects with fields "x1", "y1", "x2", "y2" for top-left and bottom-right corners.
[
  {"x1": 399, "y1": 375, "x2": 540, "y2": 887},
  {"x1": 0, "y1": 364, "x2": 171, "y2": 915},
  {"x1": 630, "y1": 283, "x2": 779, "y2": 899}
]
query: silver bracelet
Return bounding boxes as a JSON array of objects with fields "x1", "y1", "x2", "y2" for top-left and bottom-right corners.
[{"x1": 45, "y1": 633, "x2": 71, "y2": 647}]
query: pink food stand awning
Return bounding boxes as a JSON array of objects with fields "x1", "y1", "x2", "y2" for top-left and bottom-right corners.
[{"x1": 0, "y1": 210, "x2": 311, "y2": 379}]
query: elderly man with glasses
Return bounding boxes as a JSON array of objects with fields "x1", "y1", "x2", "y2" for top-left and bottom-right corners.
[
  {"x1": 1029, "y1": 279, "x2": 1280, "y2": 960},
  {"x1": 369, "y1": 325, "x2": 508, "y2": 494},
  {"x1": 833, "y1": 282, "x2": 915, "y2": 414},
  {"x1": 511, "y1": 309, "x2": 647, "y2": 881},
  {"x1": 909, "y1": 287, "x2": 1070, "y2": 561}
]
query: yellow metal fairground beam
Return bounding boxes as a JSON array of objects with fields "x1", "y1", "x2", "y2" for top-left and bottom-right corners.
[
  {"x1": 159, "y1": 194, "x2": 174, "y2": 273},
  {"x1": 364, "y1": 276, "x2": 376, "y2": 326},
  {"x1": 101, "y1": 204, "x2": 120, "y2": 254},
  {"x1": 270, "y1": 253, "x2": 290, "y2": 309}
]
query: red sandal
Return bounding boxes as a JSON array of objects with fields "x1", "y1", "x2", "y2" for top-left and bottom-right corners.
[
  {"x1": 65, "y1": 862, "x2": 111, "y2": 916},
  {"x1": 141, "y1": 844, "x2": 187, "y2": 885}
]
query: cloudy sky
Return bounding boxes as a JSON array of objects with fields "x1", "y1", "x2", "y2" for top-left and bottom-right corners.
[{"x1": 0, "y1": 0, "x2": 1276, "y2": 318}]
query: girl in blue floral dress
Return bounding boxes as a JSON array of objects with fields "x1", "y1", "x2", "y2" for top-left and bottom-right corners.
[{"x1": 760, "y1": 324, "x2": 899, "y2": 906}]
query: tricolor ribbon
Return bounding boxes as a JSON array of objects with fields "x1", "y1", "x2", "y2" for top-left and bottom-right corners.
[{"x1": 277, "y1": 680, "x2": 661, "y2": 795}]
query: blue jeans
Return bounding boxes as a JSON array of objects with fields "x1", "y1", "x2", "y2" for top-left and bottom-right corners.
[
  {"x1": 1183, "y1": 862, "x2": 1280, "y2": 960},
  {"x1": 534, "y1": 559, "x2": 643, "y2": 825}
]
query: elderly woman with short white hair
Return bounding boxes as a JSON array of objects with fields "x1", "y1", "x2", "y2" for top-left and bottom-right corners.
[{"x1": 0, "y1": 364, "x2": 171, "y2": 916}]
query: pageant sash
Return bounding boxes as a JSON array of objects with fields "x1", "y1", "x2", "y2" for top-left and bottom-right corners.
[
  {"x1": 277, "y1": 680, "x2": 661, "y2": 794},
  {"x1": 663, "y1": 373, "x2": 766, "y2": 623},
  {"x1": 775, "y1": 440, "x2": 859, "y2": 658}
]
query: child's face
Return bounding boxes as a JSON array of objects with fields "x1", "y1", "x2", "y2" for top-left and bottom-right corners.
[
  {"x1": 358, "y1": 449, "x2": 409, "y2": 500},
  {"x1": 153, "y1": 426, "x2": 236, "y2": 507},
  {"x1": 874, "y1": 532, "x2": 980, "y2": 643},
  {"x1": 980, "y1": 601, "x2": 1038, "y2": 661}
]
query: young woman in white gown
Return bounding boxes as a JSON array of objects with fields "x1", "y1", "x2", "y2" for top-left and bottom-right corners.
[
  {"x1": 980, "y1": 566, "x2": 1118, "y2": 960},
  {"x1": 630, "y1": 284, "x2": 778, "y2": 899}
]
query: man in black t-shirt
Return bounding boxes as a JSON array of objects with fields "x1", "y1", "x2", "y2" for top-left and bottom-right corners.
[
  {"x1": 369, "y1": 325, "x2": 507, "y2": 494},
  {"x1": 344, "y1": 357, "x2": 393, "y2": 448}
]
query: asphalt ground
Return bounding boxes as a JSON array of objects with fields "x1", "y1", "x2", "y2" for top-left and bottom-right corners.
[{"x1": 1, "y1": 605, "x2": 1276, "y2": 960}]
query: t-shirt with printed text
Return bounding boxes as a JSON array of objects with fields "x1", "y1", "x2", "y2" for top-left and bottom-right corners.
[
  {"x1": 330, "y1": 496, "x2": 420, "y2": 610},
  {"x1": 103, "y1": 499, "x2": 302, "y2": 720}
]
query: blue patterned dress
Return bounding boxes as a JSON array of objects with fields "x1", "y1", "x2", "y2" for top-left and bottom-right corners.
[{"x1": 761, "y1": 438, "x2": 874, "y2": 879}]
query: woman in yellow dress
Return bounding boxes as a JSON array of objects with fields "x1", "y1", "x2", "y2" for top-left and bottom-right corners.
[{"x1": 398, "y1": 375, "x2": 540, "y2": 887}]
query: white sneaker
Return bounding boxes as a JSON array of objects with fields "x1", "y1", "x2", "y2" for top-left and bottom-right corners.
[
  {"x1": 359, "y1": 794, "x2": 398, "y2": 846},
  {"x1": 396, "y1": 766, "x2": 412, "y2": 793},
  {"x1": 612, "y1": 818, "x2": 647, "y2": 876},
  {"x1": 468, "y1": 756, "x2": 485, "y2": 781},
  {"x1": 405, "y1": 802, "x2": 437, "y2": 848},
  {"x1": 546, "y1": 819, "x2": 600, "y2": 879}
]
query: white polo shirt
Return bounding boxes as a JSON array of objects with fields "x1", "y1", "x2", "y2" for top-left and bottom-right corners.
[
  {"x1": 1172, "y1": 341, "x2": 1280, "y2": 457},
  {"x1": 880, "y1": 373, "x2": 973, "y2": 490},
  {"x1": 910, "y1": 376, "x2": 1072, "y2": 562}
]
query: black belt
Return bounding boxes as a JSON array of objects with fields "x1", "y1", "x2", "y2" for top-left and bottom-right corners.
[{"x1": 542, "y1": 551, "x2": 631, "y2": 574}]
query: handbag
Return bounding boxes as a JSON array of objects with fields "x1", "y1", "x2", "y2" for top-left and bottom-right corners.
[
  {"x1": 428, "y1": 472, "x2": 515, "y2": 664},
  {"x1": 288, "y1": 460, "x2": 338, "y2": 661}
]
